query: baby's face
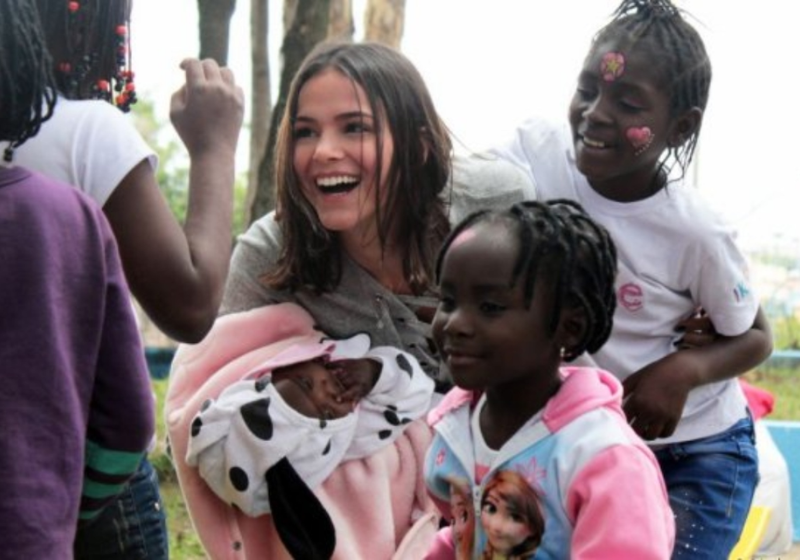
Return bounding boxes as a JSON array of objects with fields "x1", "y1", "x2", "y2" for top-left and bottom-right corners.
[{"x1": 272, "y1": 359, "x2": 351, "y2": 421}]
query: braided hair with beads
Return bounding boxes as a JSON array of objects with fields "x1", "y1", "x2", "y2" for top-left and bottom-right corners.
[
  {"x1": 594, "y1": 0, "x2": 711, "y2": 180},
  {"x1": 435, "y1": 199, "x2": 618, "y2": 360},
  {"x1": 34, "y1": 0, "x2": 137, "y2": 111},
  {"x1": 1, "y1": 0, "x2": 57, "y2": 162}
]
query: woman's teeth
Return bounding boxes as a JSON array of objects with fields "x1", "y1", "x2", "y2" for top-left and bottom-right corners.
[{"x1": 317, "y1": 176, "x2": 360, "y2": 193}]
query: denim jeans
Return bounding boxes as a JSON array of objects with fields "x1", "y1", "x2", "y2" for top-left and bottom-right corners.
[
  {"x1": 74, "y1": 457, "x2": 169, "y2": 560},
  {"x1": 655, "y1": 415, "x2": 759, "y2": 560}
]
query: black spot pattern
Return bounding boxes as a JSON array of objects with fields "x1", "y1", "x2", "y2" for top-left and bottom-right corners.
[
  {"x1": 395, "y1": 354, "x2": 414, "y2": 377},
  {"x1": 322, "y1": 440, "x2": 331, "y2": 456},
  {"x1": 240, "y1": 398, "x2": 274, "y2": 440},
  {"x1": 381, "y1": 404, "x2": 412, "y2": 436},
  {"x1": 191, "y1": 417, "x2": 203, "y2": 437},
  {"x1": 200, "y1": 399, "x2": 213, "y2": 411},
  {"x1": 254, "y1": 377, "x2": 270, "y2": 392},
  {"x1": 229, "y1": 466, "x2": 249, "y2": 492},
  {"x1": 384, "y1": 408, "x2": 401, "y2": 426}
]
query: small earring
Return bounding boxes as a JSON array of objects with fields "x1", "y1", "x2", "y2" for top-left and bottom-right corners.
[{"x1": 559, "y1": 347, "x2": 566, "y2": 359}]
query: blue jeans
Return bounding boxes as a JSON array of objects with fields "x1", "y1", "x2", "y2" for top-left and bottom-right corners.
[
  {"x1": 655, "y1": 416, "x2": 759, "y2": 560},
  {"x1": 74, "y1": 457, "x2": 169, "y2": 560}
]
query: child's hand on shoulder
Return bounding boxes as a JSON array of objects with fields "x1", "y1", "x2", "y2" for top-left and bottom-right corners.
[{"x1": 622, "y1": 352, "x2": 701, "y2": 440}]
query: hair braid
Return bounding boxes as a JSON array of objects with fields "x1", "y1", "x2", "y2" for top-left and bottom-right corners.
[
  {"x1": 34, "y1": 0, "x2": 136, "y2": 110},
  {"x1": 1, "y1": 0, "x2": 57, "y2": 161}
]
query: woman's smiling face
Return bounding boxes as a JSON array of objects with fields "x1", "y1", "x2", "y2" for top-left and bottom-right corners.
[{"x1": 291, "y1": 68, "x2": 394, "y2": 244}]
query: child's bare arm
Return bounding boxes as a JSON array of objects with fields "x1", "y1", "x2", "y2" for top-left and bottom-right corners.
[
  {"x1": 103, "y1": 58, "x2": 244, "y2": 343},
  {"x1": 623, "y1": 306, "x2": 772, "y2": 439}
]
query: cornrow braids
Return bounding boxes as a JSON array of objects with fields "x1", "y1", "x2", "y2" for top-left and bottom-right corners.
[
  {"x1": 436, "y1": 199, "x2": 617, "y2": 359},
  {"x1": 1, "y1": 0, "x2": 57, "y2": 162},
  {"x1": 34, "y1": 0, "x2": 136, "y2": 111},
  {"x1": 597, "y1": 0, "x2": 711, "y2": 179}
]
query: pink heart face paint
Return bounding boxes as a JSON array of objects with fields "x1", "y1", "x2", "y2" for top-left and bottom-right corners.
[
  {"x1": 626, "y1": 126, "x2": 652, "y2": 148},
  {"x1": 600, "y1": 52, "x2": 625, "y2": 82},
  {"x1": 626, "y1": 126, "x2": 654, "y2": 155}
]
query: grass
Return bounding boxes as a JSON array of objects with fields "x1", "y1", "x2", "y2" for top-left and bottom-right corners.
[
  {"x1": 150, "y1": 365, "x2": 800, "y2": 558},
  {"x1": 745, "y1": 365, "x2": 800, "y2": 421},
  {"x1": 151, "y1": 379, "x2": 205, "y2": 559}
]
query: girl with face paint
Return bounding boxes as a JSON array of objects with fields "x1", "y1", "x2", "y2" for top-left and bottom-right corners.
[{"x1": 489, "y1": 1, "x2": 772, "y2": 557}]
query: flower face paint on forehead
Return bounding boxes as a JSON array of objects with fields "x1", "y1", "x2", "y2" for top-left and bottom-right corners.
[{"x1": 600, "y1": 52, "x2": 625, "y2": 82}]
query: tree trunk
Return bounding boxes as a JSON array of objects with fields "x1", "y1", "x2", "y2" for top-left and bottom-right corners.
[
  {"x1": 283, "y1": 0, "x2": 298, "y2": 32},
  {"x1": 328, "y1": 0, "x2": 354, "y2": 42},
  {"x1": 197, "y1": 0, "x2": 237, "y2": 64},
  {"x1": 248, "y1": 0, "x2": 332, "y2": 223},
  {"x1": 245, "y1": 0, "x2": 272, "y2": 225},
  {"x1": 363, "y1": 0, "x2": 405, "y2": 49}
]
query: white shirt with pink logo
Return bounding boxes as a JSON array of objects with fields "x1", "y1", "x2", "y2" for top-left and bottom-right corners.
[{"x1": 491, "y1": 116, "x2": 758, "y2": 445}]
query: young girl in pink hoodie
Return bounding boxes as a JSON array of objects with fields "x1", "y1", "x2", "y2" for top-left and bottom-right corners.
[{"x1": 425, "y1": 200, "x2": 675, "y2": 559}]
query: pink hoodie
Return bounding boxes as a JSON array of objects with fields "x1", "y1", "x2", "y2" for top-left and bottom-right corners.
[{"x1": 425, "y1": 367, "x2": 675, "y2": 559}]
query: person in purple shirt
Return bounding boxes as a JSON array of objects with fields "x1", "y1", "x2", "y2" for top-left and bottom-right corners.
[{"x1": 0, "y1": 1, "x2": 155, "y2": 557}]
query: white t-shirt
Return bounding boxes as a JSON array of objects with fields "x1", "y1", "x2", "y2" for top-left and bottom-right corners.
[
  {"x1": 491, "y1": 116, "x2": 758, "y2": 444},
  {"x1": 5, "y1": 96, "x2": 156, "y2": 206}
]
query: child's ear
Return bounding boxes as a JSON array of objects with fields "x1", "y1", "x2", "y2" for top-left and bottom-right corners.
[
  {"x1": 556, "y1": 307, "x2": 588, "y2": 360},
  {"x1": 668, "y1": 107, "x2": 703, "y2": 148}
]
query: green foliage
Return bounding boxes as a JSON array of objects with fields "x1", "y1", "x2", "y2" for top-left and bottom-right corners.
[
  {"x1": 151, "y1": 379, "x2": 205, "y2": 557},
  {"x1": 750, "y1": 248, "x2": 800, "y2": 271},
  {"x1": 746, "y1": 367, "x2": 800, "y2": 421},
  {"x1": 130, "y1": 96, "x2": 249, "y2": 237},
  {"x1": 770, "y1": 315, "x2": 800, "y2": 350}
]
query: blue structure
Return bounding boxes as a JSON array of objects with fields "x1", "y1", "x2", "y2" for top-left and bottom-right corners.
[
  {"x1": 145, "y1": 346, "x2": 176, "y2": 380},
  {"x1": 764, "y1": 420, "x2": 800, "y2": 542}
]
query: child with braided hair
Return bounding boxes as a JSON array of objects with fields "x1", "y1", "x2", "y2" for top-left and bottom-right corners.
[
  {"x1": 0, "y1": 0, "x2": 154, "y2": 556},
  {"x1": 490, "y1": 0, "x2": 772, "y2": 556},
  {"x1": 0, "y1": 1, "x2": 244, "y2": 558},
  {"x1": 425, "y1": 200, "x2": 674, "y2": 559}
]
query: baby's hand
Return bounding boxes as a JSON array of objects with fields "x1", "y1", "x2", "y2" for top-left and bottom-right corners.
[
  {"x1": 330, "y1": 359, "x2": 381, "y2": 404},
  {"x1": 272, "y1": 360, "x2": 353, "y2": 421}
]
